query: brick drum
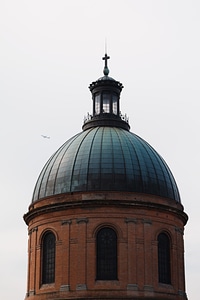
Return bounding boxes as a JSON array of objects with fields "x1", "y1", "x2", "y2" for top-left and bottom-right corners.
[{"x1": 24, "y1": 191, "x2": 188, "y2": 300}]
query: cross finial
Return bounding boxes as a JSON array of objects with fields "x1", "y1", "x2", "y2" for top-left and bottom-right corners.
[{"x1": 102, "y1": 53, "x2": 110, "y2": 76}]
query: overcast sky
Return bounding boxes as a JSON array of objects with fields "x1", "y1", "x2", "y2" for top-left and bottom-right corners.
[{"x1": 1, "y1": 1, "x2": 200, "y2": 299}]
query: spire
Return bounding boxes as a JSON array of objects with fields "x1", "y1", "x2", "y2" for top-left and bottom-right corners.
[{"x1": 102, "y1": 53, "x2": 110, "y2": 76}]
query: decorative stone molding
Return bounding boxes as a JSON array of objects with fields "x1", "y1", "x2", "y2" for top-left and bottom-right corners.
[
  {"x1": 76, "y1": 283, "x2": 87, "y2": 290},
  {"x1": 60, "y1": 284, "x2": 70, "y2": 291},
  {"x1": 61, "y1": 219, "x2": 72, "y2": 225},
  {"x1": 125, "y1": 217, "x2": 137, "y2": 223},
  {"x1": 172, "y1": 244, "x2": 178, "y2": 251},
  {"x1": 144, "y1": 285, "x2": 154, "y2": 291},
  {"x1": 24, "y1": 198, "x2": 188, "y2": 226},
  {"x1": 70, "y1": 238, "x2": 78, "y2": 244},
  {"x1": 28, "y1": 227, "x2": 38, "y2": 235},
  {"x1": 136, "y1": 238, "x2": 144, "y2": 244},
  {"x1": 56, "y1": 240, "x2": 62, "y2": 246},
  {"x1": 175, "y1": 226, "x2": 184, "y2": 235},
  {"x1": 36, "y1": 244, "x2": 41, "y2": 250},
  {"x1": 151, "y1": 240, "x2": 158, "y2": 246},
  {"x1": 76, "y1": 217, "x2": 88, "y2": 224},
  {"x1": 142, "y1": 219, "x2": 152, "y2": 225},
  {"x1": 29, "y1": 290, "x2": 35, "y2": 296},
  {"x1": 127, "y1": 284, "x2": 138, "y2": 290},
  {"x1": 87, "y1": 238, "x2": 94, "y2": 243},
  {"x1": 178, "y1": 290, "x2": 188, "y2": 298}
]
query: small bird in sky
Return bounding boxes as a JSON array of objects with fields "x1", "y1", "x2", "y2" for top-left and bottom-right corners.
[{"x1": 41, "y1": 135, "x2": 50, "y2": 139}]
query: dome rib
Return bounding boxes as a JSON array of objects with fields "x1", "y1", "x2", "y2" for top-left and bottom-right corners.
[
  {"x1": 138, "y1": 137, "x2": 164, "y2": 196},
  {"x1": 109, "y1": 128, "x2": 115, "y2": 188},
  {"x1": 32, "y1": 127, "x2": 181, "y2": 203},
  {"x1": 54, "y1": 132, "x2": 84, "y2": 194},
  {"x1": 142, "y1": 144, "x2": 174, "y2": 197},
  {"x1": 99, "y1": 127, "x2": 104, "y2": 190},
  {"x1": 114, "y1": 127, "x2": 127, "y2": 189},
  {"x1": 69, "y1": 128, "x2": 94, "y2": 192},
  {"x1": 133, "y1": 134, "x2": 180, "y2": 201},
  {"x1": 123, "y1": 130, "x2": 145, "y2": 192},
  {"x1": 37, "y1": 134, "x2": 80, "y2": 200},
  {"x1": 115, "y1": 129, "x2": 128, "y2": 188},
  {"x1": 85, "y1": 127, "x2": 99, "y2": 191},
  {"x1": 33, "y1": 154, "x2": 52, "y2": 201},
  {"x1": 87, "y1": 127, "x2": 103, "y2": 191},
  {"x1": 127, "y1": 131, "x2": 153, "y2": 193},
  {"x1": 33, "y1": 141, "x2": 68, "y2": 201},
  {"x1": 157, "y1": 153, "x2": 180, "y2": 201}
]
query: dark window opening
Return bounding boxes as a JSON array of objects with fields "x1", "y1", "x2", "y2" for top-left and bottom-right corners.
[
  {"x1": 158, "y1": 232, "x2": 171, "y2": 284},
  {"x1": 42, "y1": 231, "x2": 56, "y2": 284},
  {"x1": 102, "y1": 92, "x2": 110, "y2": 113},
  {"x1": 95, "y1": 93, "x2": 101, "y2": 115},
  {"x1": 112, "y1": 94, "x2": 118, "y2": 115},
  {"x1": 96, "y1": 227, "x2": 117, "y2": 280}
]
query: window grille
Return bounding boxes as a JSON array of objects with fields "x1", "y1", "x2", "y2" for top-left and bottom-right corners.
[
  {"x1": 42, "y1": 231, "x2": 56, "y2": 284},
  {"x1": 96, "y1": 227, "x2": 117, "y2": 280},
  {"x1": 158, "y1": 232, "x2": 171, "y2": 284}
]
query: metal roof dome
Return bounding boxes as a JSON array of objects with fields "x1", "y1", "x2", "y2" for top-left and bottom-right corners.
[
  {"x1": 32, "y1": 126, "x2": 180, "y2": 203},
  {"x1": 32, "y1": 54, "x2": 181, "y2": 203}
]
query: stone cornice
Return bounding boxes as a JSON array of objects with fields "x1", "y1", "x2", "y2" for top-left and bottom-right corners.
[{"x1": 24, "y1": 198, "x2": 188, "y2": 226}]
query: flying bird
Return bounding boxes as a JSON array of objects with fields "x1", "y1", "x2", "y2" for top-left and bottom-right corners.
[{"x1": 41, "y1": 135, "x2": 50, "y2": 139}]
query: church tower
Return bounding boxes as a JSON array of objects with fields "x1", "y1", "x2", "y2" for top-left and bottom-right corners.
[{"x1": 24, "y1": 54, "x2": 188, "y2": 300}]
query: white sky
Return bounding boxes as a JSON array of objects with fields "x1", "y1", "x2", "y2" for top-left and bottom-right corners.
[{"x1": 0, "y1": 1, "x2": 200, "y2": 299}]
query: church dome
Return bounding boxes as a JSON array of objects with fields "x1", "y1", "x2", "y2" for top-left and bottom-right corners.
[
  {"x1": 32, "y1": 54, "x2": 180, "y2": 204},
  {"x1": 24, "y1": 54, "x2": 188, "y2": 300},
  {"x1": 32, "y1": 126, "x2": 180, "y2": 203}
]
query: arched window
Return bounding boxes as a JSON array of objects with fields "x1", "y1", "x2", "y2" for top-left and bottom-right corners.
[
  {"x1": 41, "y1": 231, "x2": 56, "y2": 284},
  {"x1": 96, "y1": 227, "x2": 117, "y2": 280},
  {"x1": 158, "y1": 232, "x2": 171, "y2": 284}
]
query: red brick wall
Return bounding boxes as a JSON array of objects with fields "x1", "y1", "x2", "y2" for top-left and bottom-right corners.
[{"x1": 24, "y1": 191, "x2": 188, "y2": 300}]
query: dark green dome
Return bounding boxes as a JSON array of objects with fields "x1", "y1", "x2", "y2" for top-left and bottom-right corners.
[
  {"x1": 32, "y1": 126, "x2": 180, "y2": 203},
  {"x1": 32, "y1": 54, "x2": 181, "y2": 204}
]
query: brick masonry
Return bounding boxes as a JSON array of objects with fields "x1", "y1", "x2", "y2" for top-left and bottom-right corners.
[{"x1": 24, "y1": 191, "x2": 188, "y2": 300}]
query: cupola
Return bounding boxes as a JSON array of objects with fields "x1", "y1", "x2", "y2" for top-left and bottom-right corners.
[{"x1": 82, "y1": 53, "x2": 130, "y2": 131}]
